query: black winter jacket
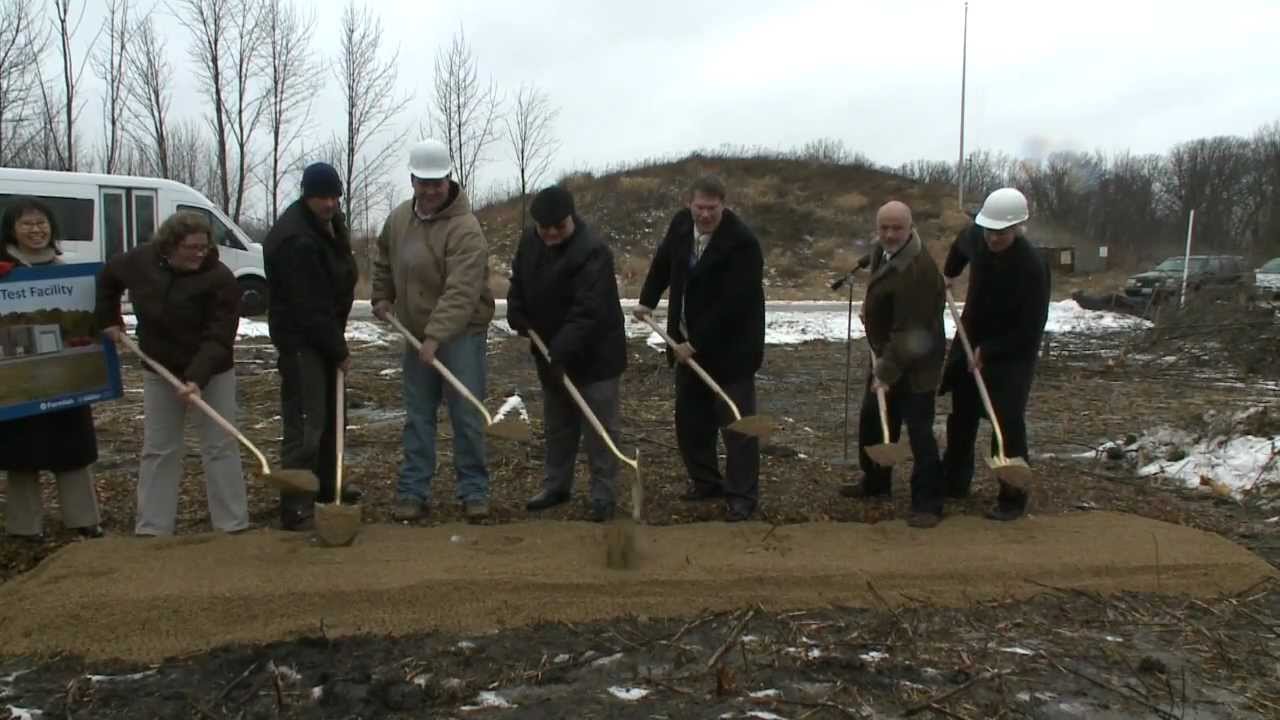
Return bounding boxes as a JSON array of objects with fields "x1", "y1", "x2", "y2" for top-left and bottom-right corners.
[
  {"x1": 506, "y1": 216, "x2": 627, "y2": 385},
  {"x1": 262, "y1": 200, "x2": 358, "y2": 362},
  {"x1": 940, "y1": 223, "x2": 1051, "y2": 391},
  {"x1": 638, "y1": 208, "x2": 765, "y2": 384}
]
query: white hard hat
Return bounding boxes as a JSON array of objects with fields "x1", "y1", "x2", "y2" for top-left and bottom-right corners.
[
  {"x1": 408, "y1": 138, "x2": 453, "y2": 180},
  {"x1": 974, "y1": 187, "x2": 1029, "y2": 230}
]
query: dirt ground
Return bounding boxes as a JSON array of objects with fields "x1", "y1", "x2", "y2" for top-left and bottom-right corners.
[{"x1": 1, "y1": 320, "x2": 1279, "y2": 718}]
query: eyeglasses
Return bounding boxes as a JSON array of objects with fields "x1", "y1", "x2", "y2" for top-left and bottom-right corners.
[
  {"x1": 177, "y1": 243, "x2": 211, "y2": 254},
  {"x1": 17, "y1": 219, "x2": 50, "y2": 230}
]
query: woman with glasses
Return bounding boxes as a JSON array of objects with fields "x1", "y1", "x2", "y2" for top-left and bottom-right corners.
[
  {"x1": 95, "y1": 210, "x2": 249, "y2": 536},
  {"x1": 0, "y1": 197, "x2": 104, "y2": 540}
]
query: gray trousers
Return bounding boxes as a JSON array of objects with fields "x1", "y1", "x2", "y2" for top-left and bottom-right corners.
[
  {"x1": 542, "y1": 375, "x2": 620, "y2": 504},
  {"x1": 4, "y1": 467, "x2": 100, "y2": 536},
  {"x1": 136, "y1": 368, "x2": 249, "y2": 535}
]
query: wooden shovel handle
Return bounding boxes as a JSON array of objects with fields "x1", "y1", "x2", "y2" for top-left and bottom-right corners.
[
  {"x1": 386, "y1": 315, "x2": 495, "y2": 425},
  {"x1": 528, "y1": 330, "x2": 637, "y2": 471},
  {"x1": 335, "y1": 368, "x2": 345, "y2": 504},
  {"x1": 943, "y1": 286, "x2": 1010, "y2": 458},
  {"x1": 639, "y1": 316, "x2": 743, "y2": 421},
  {"x1": 113, "y1": 331, "x2": 271, "y2": 474},
  {"x1": 869, "y1": 353, "x2": 894, "y2": 444}
]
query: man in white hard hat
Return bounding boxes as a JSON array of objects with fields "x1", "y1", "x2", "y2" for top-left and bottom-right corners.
[
  {"x1": 633, "y1": 175, "x2": 766, "y2": 522},
  {"x1": 371, "y1": 138, "x2": 497, "y2": 523},
  {"x1": 939, "y1": 187, "x2": 1050, "y2": 521}
]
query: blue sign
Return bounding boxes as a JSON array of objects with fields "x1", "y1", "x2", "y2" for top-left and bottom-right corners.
[{"x1": 0, "y1": 262, "x2": 123, "y2": 421}]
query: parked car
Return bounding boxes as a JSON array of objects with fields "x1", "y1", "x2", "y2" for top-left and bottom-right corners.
[
  {"x1": 1124, "y1": 255, "x2": 1255, "y2": 301},
  {"x1": 0, "y1": 168, "x2": 268, "y2": 316},
  {"x1": 1256, "y1": 257, "x2": 1280, "y2": 299}
]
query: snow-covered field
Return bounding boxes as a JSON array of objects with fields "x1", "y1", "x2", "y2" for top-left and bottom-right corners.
[{"x1": 225, "y1": 300, "x2": 1149, "y2": 347}]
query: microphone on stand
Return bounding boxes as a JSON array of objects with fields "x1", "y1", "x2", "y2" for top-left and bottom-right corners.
[{"x1": 829, "y1": 253, "x2": 873, "y2": 291}]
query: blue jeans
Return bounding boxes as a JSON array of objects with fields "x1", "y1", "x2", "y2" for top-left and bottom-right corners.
[{"x1": 396, "y1": 331, "x2": 490, "y2": 504}]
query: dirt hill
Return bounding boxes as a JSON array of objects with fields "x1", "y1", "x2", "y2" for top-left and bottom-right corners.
[{"x1": 473, "y1": 154, "x2": 972, "y2": 300}]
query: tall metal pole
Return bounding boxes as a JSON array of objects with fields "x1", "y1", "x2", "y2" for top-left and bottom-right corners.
[{"x1": 957, "y1": 2, "x2": 969, "y2": 210}]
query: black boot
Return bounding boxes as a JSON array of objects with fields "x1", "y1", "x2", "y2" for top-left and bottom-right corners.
[{"x1": 986, "y1": 485, "x2": 1028, "y2": 521}]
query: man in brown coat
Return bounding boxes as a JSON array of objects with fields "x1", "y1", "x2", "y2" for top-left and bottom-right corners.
[{"x1": 847, "y1": 200, "x2": 947, "y2": 527}]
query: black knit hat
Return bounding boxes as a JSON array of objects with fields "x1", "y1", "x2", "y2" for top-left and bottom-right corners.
[
  {"x1": 301, "y1": 162, "x2": 343, "y2": 198},
  {"x1": 530, "y1": 185, "x2": 575, "y2": 226}
]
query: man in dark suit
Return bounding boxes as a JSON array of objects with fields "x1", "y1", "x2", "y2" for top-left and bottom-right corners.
[{"x1": 634, "y1": 175, "x2": 766, "y2": 522}]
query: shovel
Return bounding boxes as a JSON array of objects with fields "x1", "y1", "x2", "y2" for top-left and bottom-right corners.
[
  {"x1": 315, "y1": 368, "x2": 361, "y2": 547},
  {"x1": 386, "y1": 314, "x2": 531, "y2": 442},
  {"x1": 112, "y1": 332, "x2": 319, "y2": 494},
  {"x1": 639, "y1": 316, "x2": 773, "y2": 441},
  {"x1": 863, "y1": 352, "x2": 912, "y2": 467},
  {"x1": 942, "y1": 286, "x2": 1034, "y2": 489},
  {"x1": 528, "y1": 330, "x2": 642, "y2": 570}
]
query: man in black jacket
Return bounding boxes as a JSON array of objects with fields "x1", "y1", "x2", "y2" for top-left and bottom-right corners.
[
  {"x1": 507, "y1": 186, "x2": 628, "y2": 522},
  {"x1": 262, "y1": 162, "x2": 360, "y2": 530},
  {"x1": 635, "y1": 175, "x2": 766, "y2": 522},
  {"x1": 939, "y1": 187, "x2": 1050, "y2": 521}
]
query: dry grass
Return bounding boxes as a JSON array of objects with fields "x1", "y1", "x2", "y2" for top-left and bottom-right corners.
[
  {"x1": 810, "y1": 236, "x2": 840, "y2": 261},
  {"x1": 620, "y1": 255, "x2": 651, "y2": 283},
  {"x1": 617, "y1": 175, "x2": 662, "y2": 195},
  {"x1": 738, "y1": 174, "x2": 782, "y2": 205},
  {"x1": 831, "y1": 190, "x2": 869, "y2": 211}
]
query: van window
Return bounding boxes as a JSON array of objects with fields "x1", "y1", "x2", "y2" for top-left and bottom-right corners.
[
  {"x1": 0, "y1": 194, "x2": 95, "y2": 244},
  {"x1": 134, "y1": 193, "x2": 156, "y2": 246},
  {"x1": 103, "y1": 192, "x2": 125, "y2": 259},
  {"x1": 177, "y1": 204, "x2": 245, "y2": 251}
]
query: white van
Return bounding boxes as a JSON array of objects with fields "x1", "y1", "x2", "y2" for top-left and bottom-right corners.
[{"x1": 0, "y1": 168, "x2": 268, "y2": 316}]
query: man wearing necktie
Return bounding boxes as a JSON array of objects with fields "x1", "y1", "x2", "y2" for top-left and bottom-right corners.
[
  {"x1": 634, "y1": 175, "x2": 766, "y2": 522},
  {"x1": 846, "y1": 201, "x2": 947, "y2": 528}
]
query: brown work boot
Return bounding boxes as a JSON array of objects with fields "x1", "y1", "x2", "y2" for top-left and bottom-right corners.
[
  {"x1": 464, "y1": 499, "x2": 490, "y2": 523},
  {"x1": 392, "y1": 498, "x2": 428, "y2": 522}
]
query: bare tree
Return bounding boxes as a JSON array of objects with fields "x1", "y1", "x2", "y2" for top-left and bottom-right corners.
[
  {"x1": 1164, "y1": 136, "x2": 1254, "y2": 253},
  {"x1": 260, "y1": 0, "x2": 320, "y2": 220},
  {"x1": 173, "y1": 0, "x2": 232, "y2": 211},
  {"x1": 92, "y1": 0, "x2": 129, "y2": 173},
  {"x1": 43, "y1": 0, "x2": 99, "y2": 171},
  {"x1": 504, "y1": 82, "x2": 558, "y2": 229},
  {"x1": 222, "y1": 0, "x2": 267, "y2": 222},
  {"x1": 0, "y1": 0, "x2": 47, "y2": 165},
  {"x1": 123, "y1": 13, "x2": 171, "y2": 177},
  {"x1": 333, "y1": 0, "x2": 411, "y2": 229},
  {"x1": 169, "y1": 117, "x2": 215, "y2": 196},
  {"x1": 898, "y1": 159, "x2": 956, "y2": 186},
  {"x1": 430, "y1": 26, "x2": 502, "y2": 191}
]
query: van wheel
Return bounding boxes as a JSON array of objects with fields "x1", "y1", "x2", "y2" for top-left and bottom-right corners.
[{"x1": 238, "y1": 277, "x2": 268, "y2": 317}]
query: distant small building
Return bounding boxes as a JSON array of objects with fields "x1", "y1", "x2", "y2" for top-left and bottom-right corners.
[{"x1": 0, "y1": 324, "x2": 63, "y2": 358}]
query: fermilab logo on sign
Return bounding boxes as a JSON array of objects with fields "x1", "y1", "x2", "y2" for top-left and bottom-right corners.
[{"x1": 0, "y1": 263, "x2": 123, "y2": 422}]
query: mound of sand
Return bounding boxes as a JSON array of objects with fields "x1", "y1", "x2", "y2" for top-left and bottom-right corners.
[{"x1": 0, "y1": 512, "x2": 1271, "y2": 662}]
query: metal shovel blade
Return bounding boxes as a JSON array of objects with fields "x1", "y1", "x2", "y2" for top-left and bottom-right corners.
[
  {"x1": 486, "y1": 417, "x2": 532, "y2": 442},
  {"x1": 727, "y1": 413, "x2": 774, "y2": 440},
  {"x1": 315, "y1": 502, "x2": 361, "y2": 547},
  {"x1": 986, "y1": 455, "x2": 1034, "y2": 491},
  {"x1": 262, "y1": 469, "x2": 320, "y2": 494},
  {"x1": 865, "y1": 441, "x2": 912, "y2": 467}
]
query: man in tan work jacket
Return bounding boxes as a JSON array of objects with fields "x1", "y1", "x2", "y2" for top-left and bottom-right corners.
[{"x1": 372, "y1": 138, "x2": 497, "y2": 523}]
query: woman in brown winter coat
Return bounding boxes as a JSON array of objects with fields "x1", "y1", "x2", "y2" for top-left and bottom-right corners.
[
  {"x1": 97, "y1": 210, "x2": 248, "y2": 536},
  {"x1": 0, "y1": 197, "x2": 103, "y2": 540}
]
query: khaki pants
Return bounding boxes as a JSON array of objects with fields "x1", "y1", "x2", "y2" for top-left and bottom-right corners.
[
  {"x1": 4, "y1": 466, "x2": 101, "y2": 537},
  {"x1": 137, "y1": 369, "x2": 249, "y2": 535}
]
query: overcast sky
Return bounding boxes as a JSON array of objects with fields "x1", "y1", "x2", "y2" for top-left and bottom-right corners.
[{"x1": 58, "y1": 0, "x2": 1280, "y2": 213}]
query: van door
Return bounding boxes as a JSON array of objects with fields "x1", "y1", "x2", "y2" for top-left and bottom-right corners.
[{"x1": 101, "y1": 188, "x2": 128, "y2": 260}]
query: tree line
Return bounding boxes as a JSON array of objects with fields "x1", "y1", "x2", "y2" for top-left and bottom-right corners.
[
  {"x1": 1, "y1": 0, "x2": 1276, "y2": 262},
  {"x1": 0, "y1": 0, "x2": 559, "y2": 237}
]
